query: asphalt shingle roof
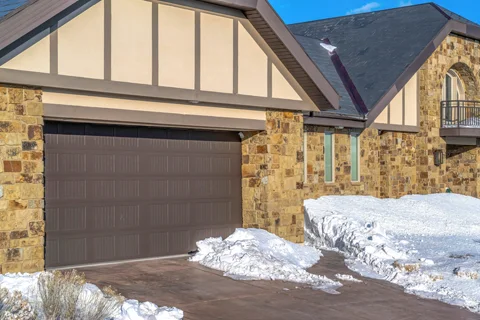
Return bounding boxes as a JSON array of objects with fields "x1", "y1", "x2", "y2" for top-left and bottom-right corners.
[{"x1": 288, "y1": 3, "x2": 478, "y2": 117}]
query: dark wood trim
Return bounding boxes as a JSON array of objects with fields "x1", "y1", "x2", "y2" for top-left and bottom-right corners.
[
  {"x1": 49, "y1": 22, "x2": 58, "y2": 75},
  {"x1": 201, "y1": 0, "x2": 257, "y2": 10},
  {"x1": 233, "y1": 19, "x2": 239, "y2": 95},
  {"x1": 239, "y1": 19, "x2": 313, "y2": 107},
  {"x1": 417, "y1": 73, "x2": 420, "y2": 127},
  {"x1": 440, "y1": 128, "x2": 480, "y2": 137},
  {"x1": 57, "y1": 0, "x2": 101, "y2": 28},
  {"x1": 0, "y1": 0, "x2": 340, "y2": 111},
  {"x1": 194, "y1": 11, "x2": 201, "y2": 92},
  {"x1": 252, "y1": 0, "x2": 340, "y2": 109},
  {"x1": 158, "y1": 0, "x2": 246, "y2": 18},
  {"x1": 267, "y1": 58, "x2": 272, "y2": 99},
  {"x1": 104, "y1": 0, "x2": 112, "y2": 81},
  {"x1": 0, "y1": 68, "x2": 314, "y2": 111},
  {"x1": 445, "y1": 136, "x2": 478, "y2": 146},
  {"x1": 304, "y1": 116, "x2": 365, "y2": 129},
  {"x1": 152, "y1": 2, "x2": 159, "y2": 86},
  {"x1": 387, "y1": 103, "x2": 390, "y2": 124},
  {"x1": 371, "y1": 123, "x2": 420, "y2": 133},
  {"x1": 0, "y1": 0, "x2": 79, "y2": 51},
  {"x1": 44, "y1": 103, "x2": 266, "y2": 131},
  {"x1": 366, "y1": 21, "x2": 465, "y2": 126}
]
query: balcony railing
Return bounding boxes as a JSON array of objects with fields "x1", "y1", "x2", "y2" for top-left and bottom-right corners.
[{"x1": 440, "y1": 100, "x2": 480, "y2": 128}]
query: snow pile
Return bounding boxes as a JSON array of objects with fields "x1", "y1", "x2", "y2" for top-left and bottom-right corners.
[
  {"x1": 191, "y1": 228, "x2": 341, "y2": 292},
  {"x1": 0, "y1": 273, "x2": 183, "y2": 320},
  {"x1": 305, "y1": 194, "x2": 480, "y2": 312},
  {"x1": 320, "y1": 42, "x2": 337, "y2": 53},
  {"x1": 120, "y1": 300, "x2": 183, "y2": 320},
  {"x1": 335, "y1": 274, "x2": 362, "y2": 283}
]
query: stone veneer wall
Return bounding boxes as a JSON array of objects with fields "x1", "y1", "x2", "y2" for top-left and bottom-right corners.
[
  {"x1": 304, "y1": 34, "x2": 480, "y2": 201},
  {"x1": 304, "y1": 128, "x2": 417, "y2": 200},
  {"x1": 420, "y1": 34, "x2": 480, "y2": 195},
  {"x1": 445, "y1": 143, "x2": 479, "y2": 197},
  {"x1": 378, "y1": 132, "x2": 417, "y2": 198},
  {"x1": 304, "y1": 126, "x2": 380, "y2": 199},
  {"x1": 242, "y1": 109, "x2": 305, "y2": 243},
  {"x1": 0, "y1": 86, "x2": 44, "y2": 273}
]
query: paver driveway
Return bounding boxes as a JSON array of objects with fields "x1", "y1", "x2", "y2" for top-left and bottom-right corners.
[{"x1": 78, "y1": 252, "x2": 479, "y2": 320}]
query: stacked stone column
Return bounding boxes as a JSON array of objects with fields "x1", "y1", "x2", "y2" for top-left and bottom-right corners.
[
  {"x1": 0, "y1": 86, "x2": 44, "y2": 273},
  {"x1": 241, "y1": 109, "x2": 305, "y2": 243}
]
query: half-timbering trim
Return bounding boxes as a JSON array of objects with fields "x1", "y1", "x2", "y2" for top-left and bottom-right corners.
[
  {"x1": 371, "y1": 123, "x2": 420, "y2": 133},
  {"x1": 0, "y1": 68, "x2": 312, "y2": 111},
  {"x1": 366, "y1": 21, "x2": 480, "y2": 126},
  {"x1": 0, "y1": 0, "x2": 340, "y2": 111},
  {"x1": 304, "y1": 116, "x2": 365, "y2": 129}
]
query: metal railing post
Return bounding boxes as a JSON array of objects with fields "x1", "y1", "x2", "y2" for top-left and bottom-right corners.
[{"x1": 457, "y1": 99, "x2": 460, "y2": 128}]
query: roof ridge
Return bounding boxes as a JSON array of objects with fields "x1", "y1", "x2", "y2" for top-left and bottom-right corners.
[
  {"x1": 287, "y1": 2, "x2": 436, "y2": 26},
  {"x1": 430, "y1": 3, "x2": 452, "y2": 20}
]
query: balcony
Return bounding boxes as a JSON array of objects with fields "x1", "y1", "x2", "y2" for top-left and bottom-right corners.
[{"x1": 440, "y1": 101, "x2": 480, "y2": 138}]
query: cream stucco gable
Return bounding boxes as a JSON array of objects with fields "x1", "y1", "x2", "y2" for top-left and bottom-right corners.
[
  {"x1": 0, "y1": 0, "x2": 307, "y2": 105},
  {"x1": 373, "y1": 72, "x2": 419, "y2": 130}
]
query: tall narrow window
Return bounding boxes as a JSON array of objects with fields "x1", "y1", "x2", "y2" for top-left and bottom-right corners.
[
  {"x1": 442, "y1": 69, "x2": 465, "y2": 122},
  {"x1": 350, "y1": 133, "x2": 360, "y2": 182},
  {"x1": 324, "y1": 132, "x2": 334, "y2": 182},
  {"x1": 303, "y1": 131, "x2": 308, "y2": 183}
]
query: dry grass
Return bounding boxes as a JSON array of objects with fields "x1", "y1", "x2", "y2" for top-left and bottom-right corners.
[
  {"x1": 392, "y1": 260, "x2": 420, "y2": 273},
  {"x1": 428, "y1": 274, "x2": 444, "y2": 282},
  {"x1": 37, "y1": 270, "x2": 123, "y2": 320},
  {"x1": 38, "y1": 270, "x2": 85, "y2": 320},
  {"x1": 0, "y1": 288, "x2": 36, "y2": 320},
  {"x1": 453, "y1": 267, "x2": 479, "y2": 280}
]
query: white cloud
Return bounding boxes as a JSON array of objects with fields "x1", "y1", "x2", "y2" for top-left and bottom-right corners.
[
  {"x1": 347, "y1": 2, "x2": 381, "y2": 15},
  {"x1": 399, "y1": 0, "x2": 413, "y2": 6}
]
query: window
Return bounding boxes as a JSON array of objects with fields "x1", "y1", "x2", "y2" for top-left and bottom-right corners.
[
  {"x1": 324, "y1": 132, "x2": 334, "y2": 182},
  {"x1": 442, "y1": 69, "x2": 465, "y2": 121},
  {"x1": 304, "y1": 131, "x2": 308, "y2": 183},
  {"x1": 350, "y1": 133, "x2": 360, "y2": 182}
]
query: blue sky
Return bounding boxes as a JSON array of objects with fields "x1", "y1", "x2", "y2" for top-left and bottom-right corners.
[{"x1": 269, "y1": 0, "x2": 480, "y2": 24}]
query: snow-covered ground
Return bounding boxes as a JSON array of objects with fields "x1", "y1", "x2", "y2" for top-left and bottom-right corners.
[
  {"x1": 305, "y1": 194, "x2": 480, "y2": 313},
  {"x1": 0, "y1": 272, "x2": 183, "y2": 320},
  {"x1": 191, "y1": 228, "x2": 342, "y2": 293}
]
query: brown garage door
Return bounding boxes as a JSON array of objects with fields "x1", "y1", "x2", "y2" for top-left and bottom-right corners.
[{"x1": 45, "y1": 121, "x2": 242, "y2": 268}]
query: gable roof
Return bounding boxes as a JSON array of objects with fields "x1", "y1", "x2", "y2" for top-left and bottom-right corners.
[
  {"x1": 288, "y1": 3, "x2": 480, "y2": 122},
  {"x1": 0, "y1": 0, "x2": 341, "y2": 111}
]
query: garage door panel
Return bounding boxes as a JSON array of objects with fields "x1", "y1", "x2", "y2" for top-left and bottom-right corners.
[
  {"x1": 59, "y1": 180, "x2": 87, "y2": 200},
  {"x1": 116, "y1": 154, "x2": 140, "y2": 173},
  {"x1": 92, "y1": 206, "x2": 116, "y2": 229},
  {"x1": 88, "y1": 154, "x2": 115, "y2": 174},
  {"x1": 138, "y1": 138, "x2": 168, "y2": 150},
  {"x1": 46, "y1": 122, "x2": 242, "y2": 267},
  {"x1": 141, "y1": 154, "x2": 169, "y2": 174},
  {"x1": 93, "y1": 236, "x2": 116, "y2": 261},
  {"x1": 149, "y1": 232, "x2": 169, "y2": 256}
]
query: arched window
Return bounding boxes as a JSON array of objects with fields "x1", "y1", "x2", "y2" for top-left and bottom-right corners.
[
  {"x1": 443, "y1": 69, "x2": 465, "y2": 101},
  {"x1": 442, "y1": 69, "x2": 465, "y2": 122}
]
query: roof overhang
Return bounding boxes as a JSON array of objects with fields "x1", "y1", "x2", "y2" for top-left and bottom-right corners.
[
  {"x1": 0, "y1": 0, "x2": 340, "y2": 111},
  {"x1": 366, "y1": 19, "x2": 480, "y2": 126},
  {"x1": 202, "y1": 0, "x2": 340, "y2": 110}
]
